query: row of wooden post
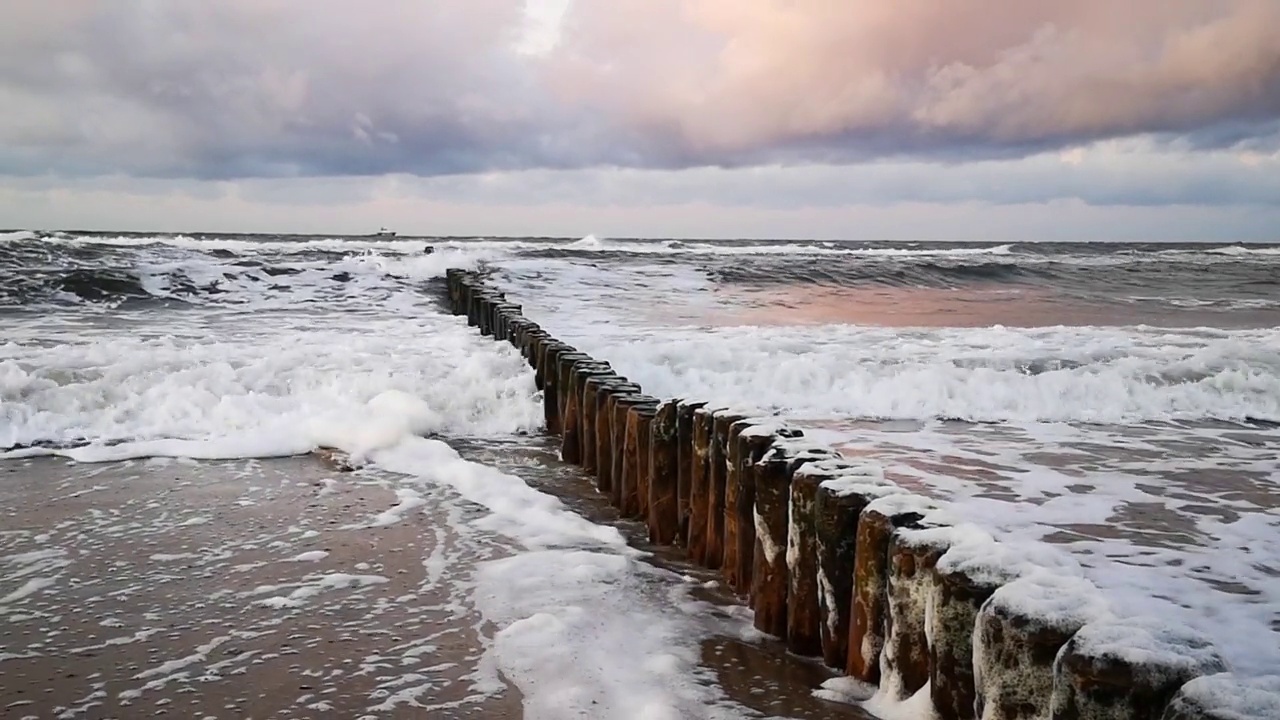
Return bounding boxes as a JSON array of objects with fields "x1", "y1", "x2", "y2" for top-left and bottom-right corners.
[{"x1": 444, "y1": 268, "x2": 1272, "y2": 720}]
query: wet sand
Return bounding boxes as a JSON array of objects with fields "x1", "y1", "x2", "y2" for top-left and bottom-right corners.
[
  {"x1": 1, "y1": 442, "x2": 875, "y2": 719},
  {"x1": 0, "y1": 456, "x2": 522, "y2": 719},
  {"x1": 458, "y1": 437, "x2": 872, "y2": 720}
]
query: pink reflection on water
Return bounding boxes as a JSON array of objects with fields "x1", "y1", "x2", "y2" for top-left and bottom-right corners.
[{"x1": 704, "y1": 284, "x2": 1057, "y2": 328}]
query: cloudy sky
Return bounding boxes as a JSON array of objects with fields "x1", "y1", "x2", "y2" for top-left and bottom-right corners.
[{"x1": 2, "y1": 0, "x2": 1278, "y2": 239}]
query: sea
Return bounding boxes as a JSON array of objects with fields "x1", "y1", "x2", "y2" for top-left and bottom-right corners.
[{"x1": 2, "y1": 230, "x2": 1278, "y2": 715}]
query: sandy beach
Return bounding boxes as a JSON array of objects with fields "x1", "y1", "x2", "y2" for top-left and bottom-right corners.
[
  {"x1": 0, "y1": 454, "x2": 525, "y2": 719},
  {"x1": 1, "y1": 438, "x2": 874, "y2": 719}
]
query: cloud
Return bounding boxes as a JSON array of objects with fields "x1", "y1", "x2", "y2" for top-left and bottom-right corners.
[
  {"x1": 548, "y1": 0, "x2": 1280, "y2": 162},
  {"x1": 0, "y1": 0, "x2": 554, "y2": 178},
  {"x1": 1, "y1": 1, "x2": 1278, "y2": 180}
]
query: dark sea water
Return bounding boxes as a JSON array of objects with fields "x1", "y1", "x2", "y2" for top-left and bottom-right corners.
[{"x1": 2, "y1": 229, "x2": 1279, "y2": 679}]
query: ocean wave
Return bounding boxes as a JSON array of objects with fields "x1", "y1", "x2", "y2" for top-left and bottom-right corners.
[
  {"x1": 533, "y1": 323, "x2": 1280, "y2": 424},
  {"x1": 0, "y1": 315, "x2": 542, "y2": 455}
]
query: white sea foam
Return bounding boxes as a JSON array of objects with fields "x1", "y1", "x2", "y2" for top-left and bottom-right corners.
[
  {"x1": 7, "y1": 232, "x2": 1280, "y2": 713},
  {"x1": 509, "y1": 320, "x2": 1280, "y2": 424},
  {"x1": 1, "y1": 316, "x2": 542, "y2": 456},
  {"x1": 1, "y1": 235, "x2": 788, "y2": 718},
  {"x1": 480, "y1": 249, "x2": 1280, "y2": 685}
]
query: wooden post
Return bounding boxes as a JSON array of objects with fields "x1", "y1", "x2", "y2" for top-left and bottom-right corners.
[
  {"x1": 574, "y1": 365, "x2": 614, "y2": 469},
  {"x1": 724, "y1": 421, "x2": 798, "y2": 594},
  {"x1": 581, "y1": 374, "x2": 615, "y2": 474},
  {"x1": 560, "y1": 359, "x2": 609, "y2": 464},
  {"x1": 675, "y1": 400, "x2": 708, "y2": 546},
  {"x1": 616, "y1": 396, "x2": 658, "y2": 514},
  {"x1": 813, "y1": 474, "x2": 902, "y2": 671},
  {"x1": 750, "y1": 446, "x2": 792, "y2": 638},
  {"x1": 847, "y1": 494, "x2": 937, "y2": 683},
  {"x1": 930, "y1": 538, "x2": 1030, "y2": 720},
  {"x1": 687, "y1": 405, "x2": 722, "y2": 565},
  {"x1": 647, "y1": 400, "x2": 681, "y2": 545},
  {"x1": 707, "y1": 410, "x2": 749, "y2": 571},
  {"x1": 594, "y1": 381, "x2": 640, "y2": 494},
  {"x1": 1051, "y1": 618, "x2": 1227, "y2": 720},
  {"x1": 786, "y1": 462, "x2": 841, "y2": 658},
  {"x1": 972, "y1": 574, "x2": 1110, "y2": 720},
  {"x1": 749, "y1": 441, "x2": 837, "y2": 638},
  {"x1": 1162, "y1": 675, "x2": 1280, "y2": 720},
  {"x1": 526, "y1": 332, "x2": 551, "y2": 388},
  {"x1": 883, "y1": 517, "x2": 958, "y2": 700},
  {"x1": 545, "y1": 350, "x2": 585, "y2": 436},
  {"x1": 623, "y1": 403, "x2": 660, "y2": 519}
]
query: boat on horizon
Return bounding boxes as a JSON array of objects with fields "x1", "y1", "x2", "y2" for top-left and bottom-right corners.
[{"x1": 371, "y1": 227, "x2": 396, "y2": 237}]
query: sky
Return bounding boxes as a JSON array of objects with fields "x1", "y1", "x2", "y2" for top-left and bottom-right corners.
[{"x1": 1, "y1": 0, "x2": 1278, "y2": 240}]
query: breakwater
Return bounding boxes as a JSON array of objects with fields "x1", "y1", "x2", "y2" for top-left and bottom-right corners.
[{"x1": 444, "y1": 268, "x2": 1279, "y2": 720}]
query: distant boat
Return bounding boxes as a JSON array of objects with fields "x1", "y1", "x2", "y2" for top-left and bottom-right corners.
[{"x1": 372, "y1": 227, "x2": 396, "y2": 237}]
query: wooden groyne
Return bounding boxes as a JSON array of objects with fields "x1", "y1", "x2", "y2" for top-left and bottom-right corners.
[{"x1": 444, "y1": 269, "x2": 1277, "y2": 720}]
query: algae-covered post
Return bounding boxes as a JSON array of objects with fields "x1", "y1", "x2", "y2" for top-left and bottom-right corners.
[
  {"x1": 581, "y1": 374, "x2": 616, "y2": 473},
  {"x1": 751, "y1": 446, "x2": 794, "y2": 638},
  {"x1": 881, "y1": 512, "x2": 964, "y2": 702},
  {"x1": 648, "y1": 400, "x2": 681, "y2": 545},
  {"x1": 725, "y1": 420, "x2": 794, "y2": 593},
  {"x1": 786, "y1": 459, "x2": 837, "y2": 657},
  {"x1": 708, "y1": 409, "x2": 749, "y2": 570},
  {"x1": 787, "y1": 458, "x2": 889, "y2": 661},
  {"x1": 611, "y1": 394, "x2": 656, "y2": 508},
  {"x1": 972, "y1": 574, "x2": 1110, "y2": 720},
  {"x1": 594, "y1": 380, "x2": 640, "y2": 494},
  {"x1": 688, "y1": 406, "x2": 720, "y2": 566},
  {"x1": 930, "y1": 538, "x2": 1082, "y2": 720},
  {"x1": 750, "y1": 442, "x2": 837, "y2": 638},
  {"x1": 847, "y1": 493, "x2": 935, "y2": 684},
  {"x1": 1160, "y1": 673, "x2": 1280, "y2": 720},
  {"x1": 1051, "y1": 617, "x2": 1228, "y2": 720},
  {"x1": 623, "y1": 402, "x2": 660, "y2": 519},
  {"x1": 675, "y1": 400, "x2": 709, "y2": 545}
]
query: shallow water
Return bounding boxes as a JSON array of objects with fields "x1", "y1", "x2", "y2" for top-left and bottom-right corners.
[
  {"x1": 482, "y1": 236, "x2": 1280, "y2": 677},
  {"x1": 2, "y1": 229, "x2": 1278, "y2": 689}
]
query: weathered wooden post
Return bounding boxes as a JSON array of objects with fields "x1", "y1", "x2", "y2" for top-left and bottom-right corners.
[
  {"x1": 647, "y1": 400, "x2": 681, "y2": 545},
  {"x1": 707, "y1": 409, "x2": 751, "y2": 570},
  {"x1": 687, "y1": 405, "x2": 722, "y2": 565},
  {"x1": 525, "y1": 331, "x2": 551, "y2": 387},
  {"x1": 724, "y1": 420, "x2": 798, "y2": 593},
  {"x1": 1161, "y1": 674, "x2": 1280, "y2": 720},
  {"x1": 675, "y1": 400, "x2": 708, "y2": 545},
  {"x1": 581, "y1": 374, "x2": 615, "y2": 474},
  {"x1": 593, "y1": 381, "x2": 641, "y2": 494},
  {"x1": 560, "y1": 358, "x2": 610, "y2": 464},
  {"x1": 541, "y1": 346, "x2": 580, "y2": 435},
  {"x1": 972, "y1": 574, "x2": 1110, "y2": 720},
  {"x1": 788, "y1": 458, "x2": 893, "y2": 659},
  {"x1": 847, "y1": 493, "x2": 939, "y2": 683},
  {"x1": 813, "y1": 470, "x2": 901, "y2": 671},
  {"x1": 881, "y1": 513, "x2": 966, "y2": 701},
  {"x1": 930, "y1": 538, "x2": 1078, "y2": 720},
  {"x1": 574, "y1": 365, "x2": 615, "y2": 470},
  {"x1": 493, "y1": 302, "x2": 520, "y2": 340},
  {"x1": 750, "y1": 442, "x2": 841, "y2": 639},
  {"x1": 614, "y1": 396, "x2": 658, "y2": 513},
  {"x1": 1051, "y1": 618, "x2": 1227, "y2": 720},
  {"x1": 623, "y1": 403, "x2": 660, "y2": 519}
]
